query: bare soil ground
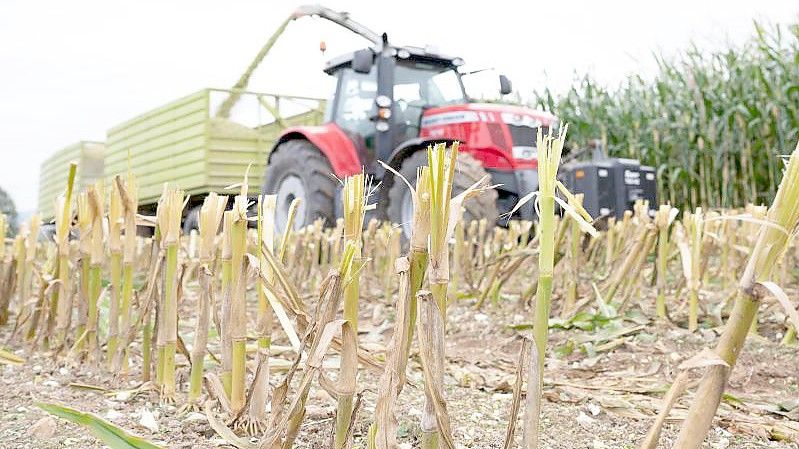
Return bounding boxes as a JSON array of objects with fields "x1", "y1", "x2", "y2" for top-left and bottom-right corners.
[{"x1": 1, "y1": 280, "x2": 798, "y2": 449}]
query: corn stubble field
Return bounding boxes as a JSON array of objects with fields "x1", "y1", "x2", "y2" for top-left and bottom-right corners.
[{"x1": 1, "y1": 135, "x2": 799, "y2": 449}]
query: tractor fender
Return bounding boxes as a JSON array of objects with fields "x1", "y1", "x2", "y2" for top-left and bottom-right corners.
[
  {"x1": 383, "y1": 137, "x2": 458, "y2": 171},
  {"x1": 271, "y1": 123, "x2": 362, "y2": 178}
]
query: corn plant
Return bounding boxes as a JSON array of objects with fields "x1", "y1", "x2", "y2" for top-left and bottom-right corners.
[{"x1": 509, "y1": 126, "x2": 597, "y2": 446}]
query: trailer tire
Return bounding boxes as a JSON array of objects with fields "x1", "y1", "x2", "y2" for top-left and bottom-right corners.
[
  {"x1": 386, "y1": 150, "x2": 498, "y2": 238},
  {"x1": 182, "y1": 205, "x2": 201, "y2": 234},
  {"x1": 263, "y1": 139, "x2": 337, "y2": 232}
]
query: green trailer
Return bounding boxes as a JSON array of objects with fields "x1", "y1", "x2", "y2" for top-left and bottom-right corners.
[
  {"x1": 38, "y1": 141, "x2": 105, "y2": 221},
  {"x1": 103, "y1": 88, "x2": 325, "y2": 213}
]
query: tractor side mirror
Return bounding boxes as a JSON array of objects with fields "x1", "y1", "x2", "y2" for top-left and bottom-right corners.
[
  {"x1": 499, "y1": 74, "x2": 512, "y2": 95},
  {"x1": 352, "y1": 49, "x2": 374, "y2": 74}
]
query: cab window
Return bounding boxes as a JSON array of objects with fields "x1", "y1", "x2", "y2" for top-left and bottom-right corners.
[{"x1": 333, "y1": 67, "x2": 377, "y2": 137}]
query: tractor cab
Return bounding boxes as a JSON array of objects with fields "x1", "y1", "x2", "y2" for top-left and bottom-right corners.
[
  {"x1": 264, "y1": 35, "x2": 559, "y2": 232},
  {"x1": 321, "y1": 42, "x2": 470, "y2": 176}
]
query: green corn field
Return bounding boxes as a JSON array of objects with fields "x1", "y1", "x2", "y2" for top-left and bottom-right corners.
[{"x1": 536, "y1": 21, "x2": 799, "y2": 211}]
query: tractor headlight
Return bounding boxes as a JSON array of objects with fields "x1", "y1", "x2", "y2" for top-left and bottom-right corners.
[
  {"x1": 376, "y1": 95, "x2": 392, "y2": 108},
  {"x1": 512, "y1": 146, "x2": 537, "y2": 160}
]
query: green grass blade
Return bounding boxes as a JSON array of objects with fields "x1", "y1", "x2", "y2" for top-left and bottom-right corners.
[{"x1": 36, "y1": 402, "x2": 163, "y2": 449}]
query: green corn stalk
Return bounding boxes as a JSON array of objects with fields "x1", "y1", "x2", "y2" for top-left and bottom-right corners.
[
  {"x1": 407, "y1": 166, "x2": 432, "y2": 354},
  {"x1": 420, "y1": 141, "x2": 490, "y2": 449},
  {"x1": 335, "y1": 173, "x2": 367, "y2": 449},
  {"x1": 420, "y1": 143, "x2": 456, "y2": 449},
  {"x1": 526, "y1": 129, "x2": 560, "y2": 447},
  {"x1": 517, "y1": 125, "x2": 600, "y2": 447},
  {"x1": 427, "y1": 143, "x2": 458, "y2": 317},
  {"x1": 155, "y1": 186, "x2": 183, "y2": 402}
]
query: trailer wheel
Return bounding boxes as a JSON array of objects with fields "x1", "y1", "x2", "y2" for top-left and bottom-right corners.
[
  {"x1": 182, "y1": 205, "x2": 201, "y2": 234},
  {"x1": 263, "y1": 139, "x2": 337, "y2": 233},
  {"x1": 386, "y1": 150, "x2": 498, "y2": 238}
]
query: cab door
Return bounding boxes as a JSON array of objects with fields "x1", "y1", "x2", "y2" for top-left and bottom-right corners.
[{"x1": 330, "y1": 66, "x2": 378, "y2": 171}]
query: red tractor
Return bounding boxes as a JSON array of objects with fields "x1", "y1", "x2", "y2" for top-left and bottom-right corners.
[{"x1": 262, "y1": 6, "x2": 653, "y2": 234}]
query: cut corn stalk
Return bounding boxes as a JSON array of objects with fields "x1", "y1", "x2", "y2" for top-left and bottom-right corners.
[
  {"x1": 654, "y1": 205, "x2": 678, "y2": 319},
  {"x1": 244, "y1": 194, "x2": 276, "y2": 432},
  {"x1": 417, "y1": 290, "x2": 454, "y2": 449},
  {"x1": 335, "y1": 172, "x2": 368, "y2": 449},
  {"x1": 52, "y1": 163, "x2": 77, "y2": 349},
  {"x1": 117, "y1": 173, "x2": 138, "y2": 373},
  {"x1": 156, "y1": 185, "x2": 184, "y2": 403},
  {"x1": 229, "y1": 182, "x2": 250, "y2": 416},
  {"x1": 220, "y1": 211, "x2": 233, "y2": 397},
  {"x1": 107, "y1": 177, "x2": 123, "y2": 368},
  {"x1": 187, "y1": 193, "x2": 227, "y2": 408},
  {"x1": 85, "y1": 184, "x2": 103, "y2": 361}
]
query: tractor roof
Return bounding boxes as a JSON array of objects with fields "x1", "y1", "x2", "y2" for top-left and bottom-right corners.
[{"x1": 323, "y1": 45, "x2": 464, "y2": 74}]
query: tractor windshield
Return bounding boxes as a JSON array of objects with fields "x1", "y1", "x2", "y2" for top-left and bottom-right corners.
[{"x1": 393, "y1": 62, "x2": 466, "y2": 108}]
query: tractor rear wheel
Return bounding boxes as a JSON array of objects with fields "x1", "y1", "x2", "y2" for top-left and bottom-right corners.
[
  {"x1": 386, "y1": 150, "x2": 499, "y2": 238},
  {"x1": 263, "y1": 139, "x2": 337, "y2": 233}
]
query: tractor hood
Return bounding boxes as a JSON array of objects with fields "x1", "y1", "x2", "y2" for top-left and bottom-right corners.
[
  {"x1": 419, "y1": 102, "x2": 557, "y2": 171},
  {"x1": 420, "y1": 103, "x2": 557, "y2": 130}
]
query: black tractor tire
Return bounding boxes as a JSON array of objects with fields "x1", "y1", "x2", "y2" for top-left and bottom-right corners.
[
  {"x1": 263, "y1": 139, "x2": 338, "y2": 230},
  {"x1": 182, "y1": 205, "x2": 201, "y2": 235},
  {"x1": 385, "y1": 150, "x2": 499, "y2": 237}
]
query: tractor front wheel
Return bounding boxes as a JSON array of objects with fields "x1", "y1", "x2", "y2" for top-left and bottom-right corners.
[
  {"x1": 263, "y1": 139, "x2": 337, "y2": 233},
  {"x1": 385, "y1": 150, "x2": 499, "y2": 238}
]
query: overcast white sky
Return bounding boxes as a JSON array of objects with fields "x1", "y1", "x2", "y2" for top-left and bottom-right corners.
[{"x1": 1, "y1": 0, "x2": 797, "y2": 213}]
